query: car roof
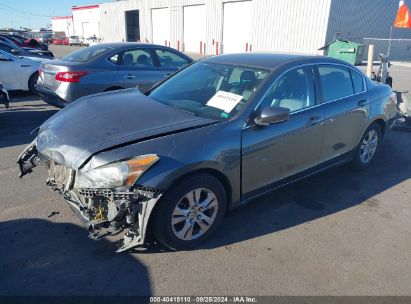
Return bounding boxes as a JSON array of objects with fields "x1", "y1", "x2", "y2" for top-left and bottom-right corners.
[
  {"x1": 87, "y1": 42, "x2": 193, "y2": 61},
  {"x1": 201, "y1": 53, "x2": 346, "y2": 70},
  {"x1": 95, "y1": 42, "x2": 178, "y2": 50}
]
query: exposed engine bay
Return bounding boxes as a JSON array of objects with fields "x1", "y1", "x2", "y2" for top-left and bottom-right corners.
[{"x1": 17, "y1": 141, "x2": 162, "y2": 252}]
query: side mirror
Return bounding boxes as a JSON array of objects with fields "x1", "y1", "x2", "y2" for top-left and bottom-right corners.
[
  {"x1": 0, "y1": 54, "x2": 11, "y2": 61},
  {"x1": 254, "y1": 106, "x2": 290, "y2": 126}
]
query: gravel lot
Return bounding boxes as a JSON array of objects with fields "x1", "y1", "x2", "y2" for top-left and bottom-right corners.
[{"x1": 0, "y1": 45, "x2": 410, "y2": 296}]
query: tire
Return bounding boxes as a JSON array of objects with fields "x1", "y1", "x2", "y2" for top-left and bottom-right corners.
[
  {"x1": 386, "y1": 76, "x2": 393, "y2": 88},
  {"x1": 351, "y1": 123, "x2": 382, "y2": 170},
  {"x1": 28, "y1": 73, "x2": 39, "y2": 94},
  {"x1": 152, "y1": 174, "x2": 227, "y2": 250}
]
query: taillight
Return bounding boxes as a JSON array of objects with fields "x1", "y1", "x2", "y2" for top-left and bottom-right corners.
[{"x1": 55, "y1": 71, "x2": 88, "y2": 83}]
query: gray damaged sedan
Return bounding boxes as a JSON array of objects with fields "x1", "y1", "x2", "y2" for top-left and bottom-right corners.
[{"x1": 17, "y1": 54, "x2": 398, "y2": 251}]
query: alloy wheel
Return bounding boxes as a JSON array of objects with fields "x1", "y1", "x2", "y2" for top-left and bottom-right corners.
[
  {"x1": 171, "y1": 188, "x2": 219, "y2": 241},
  {"x1": 360, "y1": 129, "x2": 379, "y2": 164}
]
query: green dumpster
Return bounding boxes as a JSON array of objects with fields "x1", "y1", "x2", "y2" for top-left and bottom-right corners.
[{"x1": 319, "y1": 40, "x2": 366, "y2": 66}]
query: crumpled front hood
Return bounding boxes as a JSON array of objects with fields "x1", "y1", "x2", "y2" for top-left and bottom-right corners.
[{"x1": 36, "y1": 89, "x2": 216, "y2": 170}]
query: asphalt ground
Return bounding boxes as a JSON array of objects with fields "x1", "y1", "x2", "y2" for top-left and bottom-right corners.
[{"x1": 0, "y1": 45, "x2": 410, "y2": 296}]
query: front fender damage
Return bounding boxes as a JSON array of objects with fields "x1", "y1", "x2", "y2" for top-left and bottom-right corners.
[
  {"x1": 17, "y1": 142, "x2": 162, "y2": 252},
  {"x1": 53, "y1": 179, "x2": 162, "y2": 253},
  {"x1": 17, "y1": 140, "x2": 43, "y2": 177}
]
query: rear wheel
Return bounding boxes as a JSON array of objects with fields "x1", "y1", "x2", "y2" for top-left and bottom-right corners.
[
  {"x1": 152, "y1": 174, "x2": 227, "y2": 250},
  {"x1": 28, "y1": 72, "x2": 39, "y2": 94},
  {"x1": 351, "y1": 123, "x2": 381, "y2": 170},
  {"x1": 386, "y1": 76, "x2": 393, "y2": 88}
]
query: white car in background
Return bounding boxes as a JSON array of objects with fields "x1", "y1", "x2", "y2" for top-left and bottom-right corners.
[
  {"x1": 0, "y1": 50, "x2": 41, "y2": 93},
  {"x1": 81, "y1": 36, "x2": 101, "y2": 47},
  {"x1": 69, "y1": 36, "x2": 82, "y2": 46}
]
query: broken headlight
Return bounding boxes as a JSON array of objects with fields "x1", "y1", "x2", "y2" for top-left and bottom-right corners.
[{"x1": 74, "y1": 154, "x2": 159, "y2": 189}]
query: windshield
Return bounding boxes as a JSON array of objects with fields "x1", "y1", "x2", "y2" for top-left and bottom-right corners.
[
  {"x1": 9, "y1": 36, "x2": 23, "y2": 43},
  {"x1": 0, "y1": 50, "x2": 17, "y2": 60},
  {"x1": 148, "y1": 62, "x2": 268, "y2": 121},
  {"x1": 0, "y1": 37, "x2": 18, "y2": 48},
  {"x1": 63, "y1": 45, "x2": 112, "y2": 62}
]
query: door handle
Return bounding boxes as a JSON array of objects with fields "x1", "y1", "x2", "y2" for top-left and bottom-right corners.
[
  {"x1": 124, "y1": 75, "x2": 136, "y2": 79},
  {"x1": 358, "y1": 99, "x2": 367, "y2": 106},
  {"x1": 307, "y1": 115, "x2": 321, "y2": 126},
  {"x1": 163, "y1": 73, "x2": 171, "y2": 78}
]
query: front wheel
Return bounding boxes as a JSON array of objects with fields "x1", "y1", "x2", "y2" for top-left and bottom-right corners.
[
  {"x1": 351, "y1": 123, "x2": 382, "y2": 170},
  {"x1": 152, "y1": 174, "x2": 227, "y2": 250}
]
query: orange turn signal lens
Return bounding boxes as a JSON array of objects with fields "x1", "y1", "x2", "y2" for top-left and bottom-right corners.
[{"x1": 124, "y1": 154, "x2": 159, "y2": 186}]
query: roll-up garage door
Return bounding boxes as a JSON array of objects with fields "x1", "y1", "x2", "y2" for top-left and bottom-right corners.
[
  {"x1": 222, "y1": 1, "x2": 252, "y2": 53},
  {"x1": 152, "y1": 8, "x2": 170, "y2": 46},
  {"x1": 82, "y1": 21, "x2": 99, "y2": 38},
  {"x1": 183, "y1": 5, "x2": 206, "y2": 53}
]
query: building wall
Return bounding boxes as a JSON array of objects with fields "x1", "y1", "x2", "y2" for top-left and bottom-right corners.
[
  {"x1": 251, "y1": 0, "x2": 331, "y2": 55},
  {"x1": 100, "y1": 0, "x2": 332, "y2": 55},
  {"x1": 72, "y1": 5, "x2": 101, "y2": 38},
  {"x1": 99, "y1": 0, "x2": 411, "y2": 60},
  {"x1": 51, "y1": 16, "x2": 74, "y2": 37},
  {"x1": 325, "y1": 0, "x2": 411, "y2": 61}
]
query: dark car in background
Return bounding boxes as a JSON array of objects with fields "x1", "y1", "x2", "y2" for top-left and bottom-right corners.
[
  {"x1": 35, "y1": 43, "x2": 193, "y2": 107},
  {"x1": 18, "y1": 53, "x2": 397, "y2": 252},
  {"x1": 0, "y1": 41, "x2": 54, "y2": 60},
  {"x1": 0, "y1": 34, "x2": 48, "y2": 51}
]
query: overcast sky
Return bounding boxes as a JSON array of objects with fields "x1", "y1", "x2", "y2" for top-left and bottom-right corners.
[{"x1": 0, "y1": 0, "x2": 111, "y2": 30}]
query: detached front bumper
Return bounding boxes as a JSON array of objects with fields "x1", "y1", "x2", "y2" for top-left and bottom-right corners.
[{"x1": 17, "y1": 142, "x2": 162, "y2": 252}]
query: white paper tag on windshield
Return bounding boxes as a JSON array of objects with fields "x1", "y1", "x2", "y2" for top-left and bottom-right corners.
[{"x1": 206, "y1": 91, "x2": 243, "y2": 113}]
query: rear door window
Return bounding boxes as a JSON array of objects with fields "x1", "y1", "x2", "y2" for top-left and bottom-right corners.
[
  {"x1": 318, "y1": 65, "x2": 354, "y2": 102},
  {"x1": 119, "y1": 49, "x2": 155, "y2": 67},
  {"x1": 108, "y1": 53, "x2": 120, "y2": 65},
  {"x1": 350, "y1": 69, "x2": 365, "y2": 94}
]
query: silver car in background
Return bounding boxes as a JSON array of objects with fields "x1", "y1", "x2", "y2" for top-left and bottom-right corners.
[
  {"x1": 68, "y1": 36, "x2": 82, "y2": 46},
  {"x1": 35, "y1": 43, "x2": 193, "y2": 107}
]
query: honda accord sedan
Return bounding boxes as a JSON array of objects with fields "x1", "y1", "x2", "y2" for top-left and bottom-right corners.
[
  {"x1": 36, "y1": 43, "x2": 193, "y2": 108},
  {"x1": 17, "y1": 53, "x2": 398, "y2": 252}
]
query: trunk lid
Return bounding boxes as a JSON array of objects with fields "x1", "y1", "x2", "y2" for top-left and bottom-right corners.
[{"x1": 39, "y1": 59, "x2": 83, "y2": 90}]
